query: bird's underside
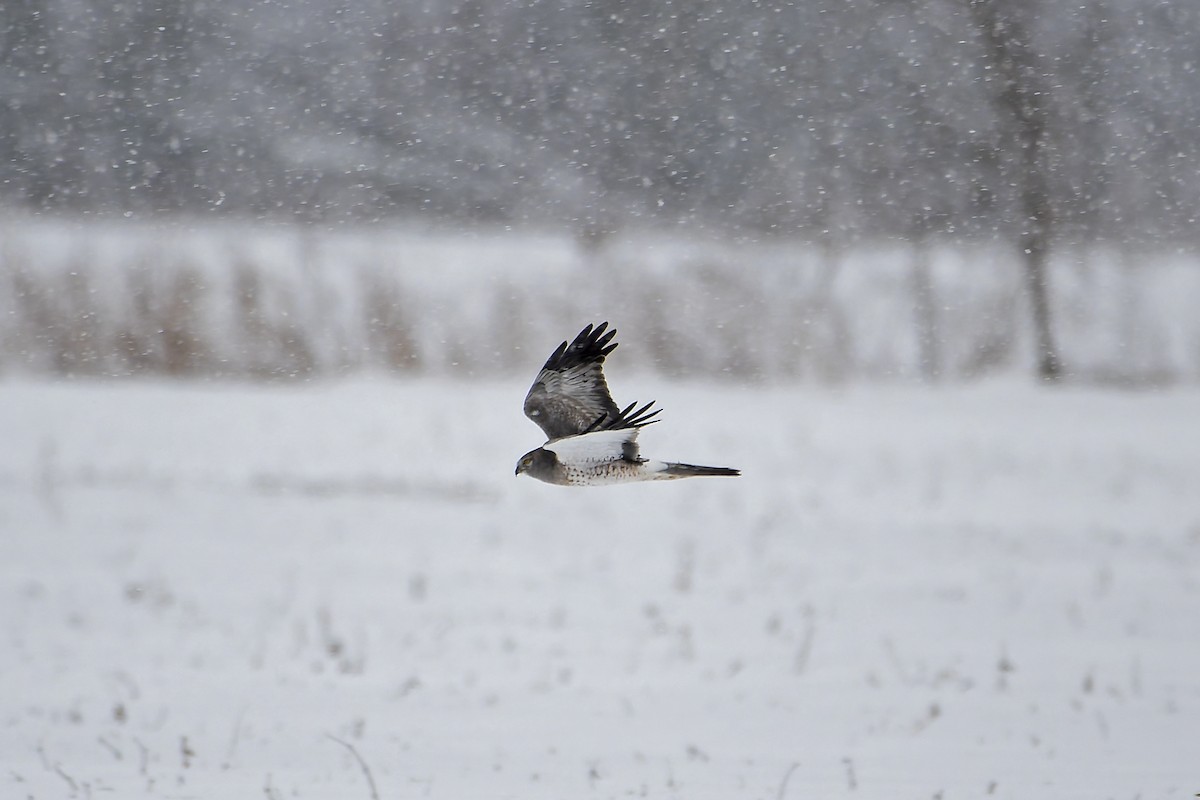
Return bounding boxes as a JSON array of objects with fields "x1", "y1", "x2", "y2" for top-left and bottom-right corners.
[
  {"x1": 515, "y1": 322, "x2": 739, "y2": 486},
  {"x1": 543, "y1": 428, "x2": 741, "y2": 486}
]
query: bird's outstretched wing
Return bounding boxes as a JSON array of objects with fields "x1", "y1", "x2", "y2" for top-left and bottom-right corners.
[
  {"x1": 545, "y1": 426, "x2": 643, "y2": 465},
  {"x1": 580, "y1": 400, "x2": 661, "y2": 438},
  {"x1": 544, "y1": 400, "x2": 660, "y2": 460},
  {"x1": 524, "y1": 322, "x2": 642, "y2": 441}
]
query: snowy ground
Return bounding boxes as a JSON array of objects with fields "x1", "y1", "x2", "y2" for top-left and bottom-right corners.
[{"x1": 1, "y1": 378, "x2": 1198, "y2": 799}]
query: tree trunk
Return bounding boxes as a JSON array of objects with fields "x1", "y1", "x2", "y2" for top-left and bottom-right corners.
[
  {"x1": 968, "y1": 0, "x2": 1063, "y2": 381},
  {"x1": 911, "y1": 240, "x2": 943, "y2": 382},
  {"x1": 1021, "y1": 217, "x2": 1062, "y2": 381}
]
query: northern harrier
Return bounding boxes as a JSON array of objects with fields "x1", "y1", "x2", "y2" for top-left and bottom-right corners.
[{"x1": 515, "y1": 322, "x2": 740, "y2": 486}]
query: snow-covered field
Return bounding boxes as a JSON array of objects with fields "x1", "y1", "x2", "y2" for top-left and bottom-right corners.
[{"x1": 2, "y1": 378, "x2": 1198, "y2": 799}]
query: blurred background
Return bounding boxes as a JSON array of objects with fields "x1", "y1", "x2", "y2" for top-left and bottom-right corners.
[
  {"x1": 6, "y1": 5, "x2": 1200, "y2": 797},
  {"x1": 2, "y1": 0, "x2": 1199, "y2": 382}
]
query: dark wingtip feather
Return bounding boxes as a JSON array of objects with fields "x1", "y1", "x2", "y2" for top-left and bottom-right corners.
[
  {"x1": 596, "y1": 327, "x2": 617, "y2": 355},
  {"x1": 604, "y1": 399, "x2": 661, "y2": 430},
  {"x1": 543, "y1": 322, "x2": 620, "y2": 371}
]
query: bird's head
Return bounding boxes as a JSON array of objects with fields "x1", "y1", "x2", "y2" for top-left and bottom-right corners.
[{"x1": 515, "y1": 447, "x2": 555, "y2": 478}]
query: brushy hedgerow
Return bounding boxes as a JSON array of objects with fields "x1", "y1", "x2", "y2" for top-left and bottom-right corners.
[{"x1": 1, "y1": 220, "x2": 1196, "y2": 384}]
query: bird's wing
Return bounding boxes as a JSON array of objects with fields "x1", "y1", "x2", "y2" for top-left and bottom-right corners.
[
  {"x1": 545, "y1": 427, "x2": 642, "y2": 465},
  {"x1": 544, "y1": 402, "x2": 661, "y2": 464},
  {"x1": 523, "y1": 322, "x2": 623, "y2": 440}
]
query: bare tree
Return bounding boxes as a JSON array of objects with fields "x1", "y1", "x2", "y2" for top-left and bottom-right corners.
[
  {"x1": 966, "y1": 0, "x2": 1063, "y2": 381},
  {"x1": 1, "y1": 0, "x2": 1198, "y2": 247}
]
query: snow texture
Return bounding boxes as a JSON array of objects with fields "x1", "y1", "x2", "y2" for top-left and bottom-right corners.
[{"x1": 2, "y1": 378, "x2": 1198, "y2": 799}]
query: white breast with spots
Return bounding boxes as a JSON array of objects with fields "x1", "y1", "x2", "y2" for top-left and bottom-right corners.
[
  {"x1": 562, "y1": 460, "x2": 647, "y2": 486},
  {"x1": 547, "y1": 428, "x2": 649, "y2": 486}
]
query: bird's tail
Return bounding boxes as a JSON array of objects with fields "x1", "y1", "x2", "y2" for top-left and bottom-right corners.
[{"x1": 657, "y1": 462, "x2": 741, "y2": 479}]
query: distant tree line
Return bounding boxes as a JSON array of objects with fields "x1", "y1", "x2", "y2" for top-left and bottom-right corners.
[
  {"x1": 1, "y1": 0, "x2": 1197, "y2": 246},
  {"x1": 4, "y1": 221, "x2": 1198, "y2": 383}
]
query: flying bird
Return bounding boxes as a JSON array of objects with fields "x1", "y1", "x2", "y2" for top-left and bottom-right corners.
[{"x1": 515, "y1": 322, "x2": 740, "y2": 486}]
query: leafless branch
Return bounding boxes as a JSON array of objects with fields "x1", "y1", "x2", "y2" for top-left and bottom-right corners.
[
  {"x1": 326, "y1": 734, "x2": 381, "y2": 800},
  {"x1": 776, "y1": 761, "x2": 801, "y2": 800}
]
